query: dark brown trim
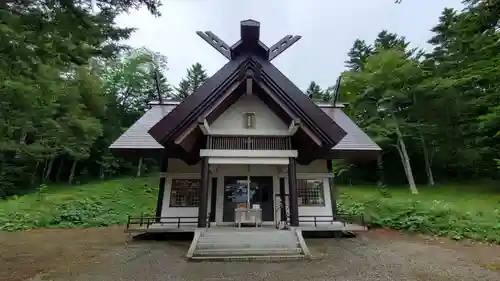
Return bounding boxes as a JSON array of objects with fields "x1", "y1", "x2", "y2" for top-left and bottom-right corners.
[
  {"x1": 109, "y1": 148, "x2": 164, "y2": 160},
  {"x1": 197, "y1": 157, "x2": 209, "y2": 227},
  {"x1": 326, "y1": 159, "x2": 337, "y2": 218},
  {"x1": 288, "y1": 158, "x2": 299, "y2": 227},
  {"x1": 327, "y1": 149, "x2": 381, "y2": 163},
  {"x1": 155, "y1": 157, "x2": 168, "y2": 222}
]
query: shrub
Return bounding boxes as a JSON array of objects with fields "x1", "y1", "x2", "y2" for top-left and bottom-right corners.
[{"x1": 339, "y1": 191, "x2": 500, "y2": 244}]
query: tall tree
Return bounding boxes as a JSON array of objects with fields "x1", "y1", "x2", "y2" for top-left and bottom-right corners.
[
  {"x1": 173, "y1": 62, "x2": 208, "y2": 101},
  {"x1": 306, "y1": 81, "x2": 324, "y2": 102},
  {"x1": 345, "y1": 39, "x2": 373, "y2": 72}
]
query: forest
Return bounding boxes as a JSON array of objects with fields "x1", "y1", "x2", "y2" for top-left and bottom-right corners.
[{"x1": 0, "y1": 0, "x2": 499, "y2": 198}]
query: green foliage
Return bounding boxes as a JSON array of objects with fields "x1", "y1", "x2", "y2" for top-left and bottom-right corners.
[
  {"x1": 339, "y1": 185, "x2": 500, "y2": 243},
  {"x1": 0, "y1": 177, "x2": 158, "y2": 231},
  {"x1": 173, "y1": 62, "x2": 209, "y2": 101},
  {"x1": 338, "y1": 1, "x2": 500, "y2": 186}
]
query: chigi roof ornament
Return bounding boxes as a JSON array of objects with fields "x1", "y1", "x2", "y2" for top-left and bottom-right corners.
[{"x1": 196, "y1": 19, "x2": 302, "y2": 61}]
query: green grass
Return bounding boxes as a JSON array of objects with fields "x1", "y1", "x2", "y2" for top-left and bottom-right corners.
[
  {"x1": 0, "y1": 177, "x2": 158, "y2": 231},
  {"x1": 339, "y1": 185, "x2": 500, "y2": 243},
  {"x1": 1, "y1": 178, "x2": 500, "y2": 244}
]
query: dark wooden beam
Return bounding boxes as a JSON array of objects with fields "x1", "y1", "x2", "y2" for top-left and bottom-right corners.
[
  {"x1": 326, "y1": 159, "x2": 337, "y2": 218},
  {"x1": 288, "y1": 158, "x2": 299, "y2": 226},
  {"x1": 268, "y1": 35, "x2": 302, "y2": 61},
  {"x1": 196, "y1": 31, "x2": 231, "y2": 60},
  {"x1": 279, "y1": 178, "x2": 287, "y2": 222},
  {"x1": 240, "y1": 19, "x2": 260, "y2": 43},
  {"x1": 210, "y1": 178, "x2": 217, "y2": 222},
  {"x1": 197, "y1": 157, "x2": 210, "y2": 227},
  {"x1": 155, "y1": 157, "x2": 168, "y2": 222}
]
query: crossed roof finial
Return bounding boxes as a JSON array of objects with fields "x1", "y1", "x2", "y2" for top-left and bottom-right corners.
[{"x1": 196, "y1": 19, "x2": 301, "y2": 61}]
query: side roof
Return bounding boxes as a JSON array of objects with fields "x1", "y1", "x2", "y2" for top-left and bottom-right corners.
[
  {"x1": 109, "y1": 103, "x2": 177, "y2": 152},
  {"x1": 110, "y1": 102, "x2": 381, "y2": 161}
]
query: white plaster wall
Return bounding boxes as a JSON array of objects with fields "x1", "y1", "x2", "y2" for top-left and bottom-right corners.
[
  {"x1": 160, "y1": 173, "x2": 208, "y2": 226},
  {"x1": 210, "y1": 95, "x2": 289, "y2": 135},
  {"x1": 276, "y1": 176, "x2": 334, "y2": 226}
]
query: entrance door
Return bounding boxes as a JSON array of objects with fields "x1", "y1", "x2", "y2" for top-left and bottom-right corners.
[{"x1": 222, "y1": 176, "x2": 274, "y2": 222}]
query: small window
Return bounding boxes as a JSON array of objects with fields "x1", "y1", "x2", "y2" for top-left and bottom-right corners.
[
  {"x1": 243, "y1": 112, "x2": 256, "y2": 129},
  {"x1": 169, "y1": 179, "x2": 200, "y2": 207},
  {"x1": 296, "y1": 179, "x2": 325, "y2": 206}
]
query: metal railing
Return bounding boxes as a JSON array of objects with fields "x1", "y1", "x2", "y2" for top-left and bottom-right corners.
[
  {"x1": 298, "y1": 214, "x2": 366, "y2": 227},
  {"x1": 126, "y1": 213, "x2": 211, "y2": 229},
  {"x1": 207, "y1": 136, "x2": 292, "y2": 150},
  {"x1": 275, "y1": 213, "x2": 366, "y2": 228}
]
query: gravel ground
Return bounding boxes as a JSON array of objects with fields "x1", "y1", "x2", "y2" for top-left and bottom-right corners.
[{"x1": 22, "y1": 229, "x2": 500, "y2": 281}]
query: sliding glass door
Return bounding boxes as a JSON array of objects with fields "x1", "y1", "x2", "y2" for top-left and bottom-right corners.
[{"x1": 222, "y1": 176, "x2": 274, "y2": 222}]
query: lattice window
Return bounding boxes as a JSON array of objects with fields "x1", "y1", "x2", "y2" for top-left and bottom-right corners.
[
  {"x1": 243, "y1": 112, "x2": 256, "y2": 129},
  {"x1": 169, "y1": 179, "x2": 200, "y2": 207},
  {"x1": 296, "y1": 179, "x2": 325, "y2": 206}
]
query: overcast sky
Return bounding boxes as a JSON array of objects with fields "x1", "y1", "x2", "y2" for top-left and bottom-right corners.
[{"x1": 116, "y1": 0, "x2": 464, "y2": 90}]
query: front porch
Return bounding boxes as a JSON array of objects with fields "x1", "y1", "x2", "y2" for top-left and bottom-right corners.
[{"x1": 124, "y1": 214, "x2": 368, "y2": 235}]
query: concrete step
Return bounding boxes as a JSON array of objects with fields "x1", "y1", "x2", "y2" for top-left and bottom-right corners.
[
  {"x1": 196, "y1": 242, "x2": 300, "y2": 249},
  {"x1": 194, "y1": 248, "x2": 302, "y2": 256},
  {"x1": 187, "y1": 228, "x2": 310, "y2": 261},
  {"x1": 197, "y1": 239, "x2": 297, "y2": 245},
  {"x1": 189, "y1": 254, "x2": 307, "y2": 261}
]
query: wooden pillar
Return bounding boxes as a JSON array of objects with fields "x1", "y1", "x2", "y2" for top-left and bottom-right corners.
[
  {"x1": 326, "y1": 160, "x2": 337, "y2": 218},
  {"x1": 288, "y1": 158, "x2": 299, "y2": 226},
  {"x1": 155, "y1": 157, "x2": 168, "y2": 222},
  {"x1": 279, "y1": 178, "x2": 286, "y2": 222},
  {"x1": 198, "y1": 157, "x2": 209, "y2": 227}
]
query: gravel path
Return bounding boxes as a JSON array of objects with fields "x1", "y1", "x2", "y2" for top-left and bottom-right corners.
[{"x1": 31, "y1": 231, "x2": 500, "y2": 281}]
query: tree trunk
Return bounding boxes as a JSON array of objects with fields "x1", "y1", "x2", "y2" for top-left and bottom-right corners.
[
  {"x1": 56, "y1": 159, "x2": 64, "y2": 182},
  {"x1": 44, "y1": 158, "x2": 54, "y2": 181},
  {"x1": 41, "y1": 159, "x2": 48, "y2": 182},
  {"x1": 100, "y1": 164, "x2": 105, "y2": 181},
  {"x1": 31, "y1": 161, "x2": 40, "y2": 186},
  {"x1": 377, "y1": 154, "x2": 385, "y2": 187},
  {"x1": 393, "y1": 116, "x2": 418, "y2": 194},
  {"x1": 418, "y1": 130, "x2": 435, "y2": 186},
  {"x1": 68, "y1": 159, "x2": 78, "y2": 184},
  {"x1": 136, "y1": 157, "x2": 143, "y2": 177}
]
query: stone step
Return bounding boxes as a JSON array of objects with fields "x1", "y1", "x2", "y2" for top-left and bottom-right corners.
[{"x1": 193, "y1": 247, "x2": 303, "y2": 256}]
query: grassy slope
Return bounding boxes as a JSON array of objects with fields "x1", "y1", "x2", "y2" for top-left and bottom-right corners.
[
  {"x1": 1, "y1": 177, "x2": 499, "y2": 243},
  {"x1": 0, "y1": 177, "x2": 158, "y2": 231},
  {"x1": 339, "y1": 184, "x2": 500, "y2": 242}
]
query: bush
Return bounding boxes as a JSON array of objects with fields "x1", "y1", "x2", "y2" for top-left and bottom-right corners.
[{"x1": 339, "y1": 191, "x2": 500, "y2": 244}]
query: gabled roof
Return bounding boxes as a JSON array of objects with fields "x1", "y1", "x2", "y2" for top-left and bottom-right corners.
[{"x1": 148, "y1": 55, "x2": 347, "y2": 151}]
